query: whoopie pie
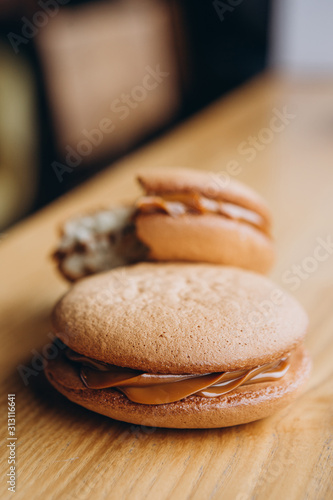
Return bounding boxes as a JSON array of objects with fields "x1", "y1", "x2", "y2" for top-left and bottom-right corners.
[
  {"x1": 45, "y1": 263, "x2": 311, "y2": 428},
  {"x1": 54, "y1": 168, "x2": 274, "y2": 281}
]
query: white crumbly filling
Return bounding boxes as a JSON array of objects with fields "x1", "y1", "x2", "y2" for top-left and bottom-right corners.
[
  {"x1": 56, "y1": 206, "x2": 141, "y2": 280},
  {"x1": 58, "y1": 206, "x2": 133, "y2": 251}
]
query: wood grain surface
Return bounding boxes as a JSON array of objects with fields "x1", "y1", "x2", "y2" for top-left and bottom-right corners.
[{"x1": 1, "y1": 74, "x2": 332, "y2": 500}]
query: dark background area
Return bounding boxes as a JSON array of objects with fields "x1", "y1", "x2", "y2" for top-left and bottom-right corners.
[{"x1": 0, "y1": 0, "x2": 270, "y2": 229}]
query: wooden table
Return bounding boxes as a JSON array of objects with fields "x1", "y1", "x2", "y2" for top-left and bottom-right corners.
[{"x1": 1, "y1": 74, "x2": 333, "y2": 500}]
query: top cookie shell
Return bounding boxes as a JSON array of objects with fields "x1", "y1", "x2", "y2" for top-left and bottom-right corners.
[
  {"x1": 137, "y1": 167, "x2": 272, "y2": 227},
  {"x1": 52, "y1": 263, "x2": 308, "y2": 374}
]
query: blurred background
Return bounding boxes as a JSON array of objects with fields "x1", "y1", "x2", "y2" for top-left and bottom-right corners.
[{"x1": 0, "y1": 0, "x2": 332, "y2": 231}]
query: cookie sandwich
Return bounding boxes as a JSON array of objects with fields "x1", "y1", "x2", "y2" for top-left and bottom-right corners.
[
  {"x1": 135, "y1": 168, "x2": 274, "y2": 273},
  {"x1": 45, "y1": 263, "x2": 311, "y2": 428},
  {"x1": 54, "y1": 168, "x2": 274, "y2": 281}
]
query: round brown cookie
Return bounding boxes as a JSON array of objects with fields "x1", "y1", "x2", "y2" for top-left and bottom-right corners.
[
  {"x1": 135, "y1": 168, "x2": 275, "y2": 273},
  {"x1": 52, "y1": 263, "x2": 308, "y2": 374},
  {"x1": 45, "y1": 345, "x2": 311, "y2": 429},
  {"x1": 136, "y1": 213, "x2": 274, "y2": 274}
]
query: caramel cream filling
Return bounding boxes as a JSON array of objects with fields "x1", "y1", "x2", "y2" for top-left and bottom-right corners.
[
  {"x1": 136, "y1": 193, "x2": 269, "y2": 234},
  {"x1": 66, "y1": 349, "x2": 290, "y2": 405}
]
